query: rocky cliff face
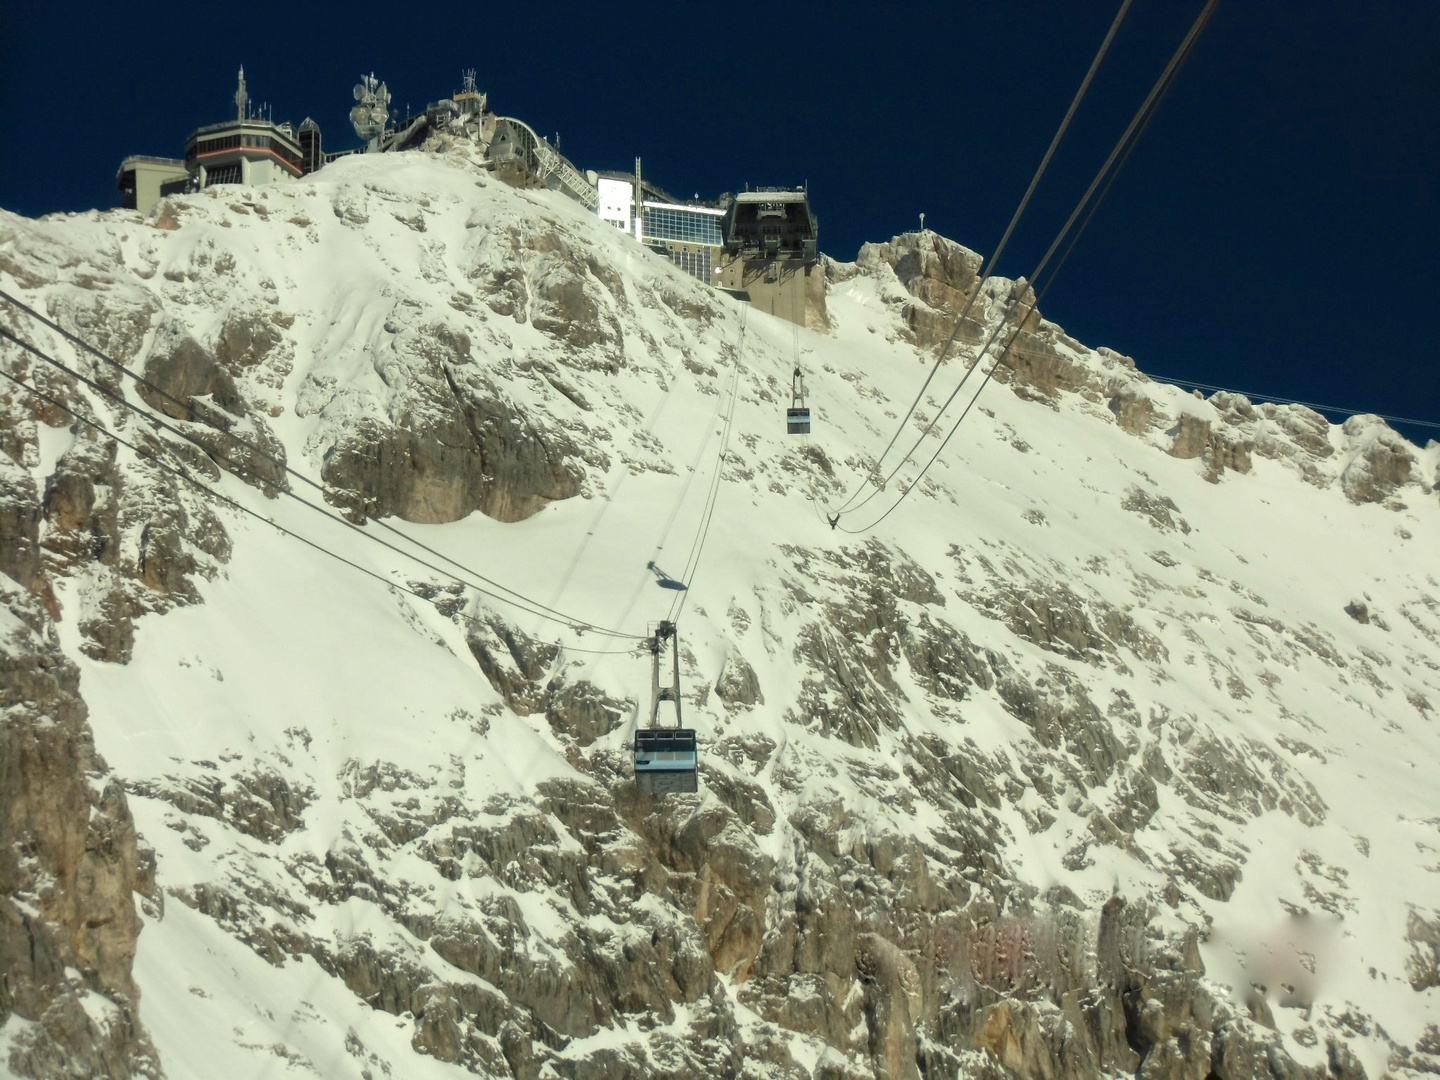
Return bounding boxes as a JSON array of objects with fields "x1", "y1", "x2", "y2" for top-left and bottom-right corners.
[
  {"x1": 1, "y1": 151, "x2": 1437, "y2": 1079},
  {"x1": 0, "y1": 580, "x2": 159, "y2": 1077}
]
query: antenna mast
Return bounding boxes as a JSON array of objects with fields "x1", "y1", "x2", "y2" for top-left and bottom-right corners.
[{"x1": 234, "y1": 66, "x2": 249, "y2": 121}]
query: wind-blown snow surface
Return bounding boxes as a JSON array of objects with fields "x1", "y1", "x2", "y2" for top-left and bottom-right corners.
[{"x1": 3, "y1": 149, "x2": 1439, "y2": 1078}]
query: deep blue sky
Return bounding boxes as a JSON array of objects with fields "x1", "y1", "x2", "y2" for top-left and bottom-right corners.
[{"x1": 2, "y1": 1, "x2": 1436, "y2": 443}]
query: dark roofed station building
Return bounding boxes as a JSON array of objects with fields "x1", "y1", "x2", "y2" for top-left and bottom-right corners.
[
  {"x1": 716, "y1": 189, "x2": 824, "y2": 329},
  {"x1": 114, "y1": 67, "x2": 317, "y2": 215},
  {"x1": 721, "y1": 190, "x2": 818, "y2": 262}
]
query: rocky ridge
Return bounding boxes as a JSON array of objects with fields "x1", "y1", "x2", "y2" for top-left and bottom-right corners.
[{"x1": 1, "y1": 150, "x2": 1437, "y2": 1078}]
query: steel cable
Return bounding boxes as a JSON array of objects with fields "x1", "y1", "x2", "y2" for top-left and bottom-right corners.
[
  {"x1": 0, "y1": 361, "x2": 648, "y2": 655},
  {"x1": 0, "y1": 290, "x2": 635, "y2": 637},
  {"x1": 840, "y1": 0, "x2": 1221, "y2": 532},
  {"x1": 827, "y1": 0, "x2": 1134, "y2": 518},
  {"x1": 0, "y1": 325, "x2": 637, "y2": 637}
]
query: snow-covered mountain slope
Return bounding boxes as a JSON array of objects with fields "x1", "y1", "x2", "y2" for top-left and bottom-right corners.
[{"x1": 2, "y1": 147, "x2": 1438, "y2": 1080}]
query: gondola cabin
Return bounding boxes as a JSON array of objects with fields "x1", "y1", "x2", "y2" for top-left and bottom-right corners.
[
  {"x1": 633, "y1": 728, "x2": 698, "y2": 794},
  {"x1": 787, "y1": 367, "x2": 810, "y2": 434}
]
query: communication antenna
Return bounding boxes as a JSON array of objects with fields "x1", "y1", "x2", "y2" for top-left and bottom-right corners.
[
  {"x1": 462, "y1": 68, "x2": 478, "y2": 94},
  {"x1": 234, "y1": 66, "x2": 249, "y2": 121},
  {"x1": 350, "y1": 72, "x2": 392, "y2": 145},
  {"x1": 919, "y1": 212, "x2": 926, "y2": 233}
]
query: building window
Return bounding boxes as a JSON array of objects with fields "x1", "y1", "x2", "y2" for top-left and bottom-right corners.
[
  {"x1": 205, "y1": 164, "x2": 242, "y2": 185},
  {"x1": 665, "y1": 246, "x2": 711, "y2": 283},
  {"x1": 642, "y1": 205, "x2": 723, "y2": 247}
]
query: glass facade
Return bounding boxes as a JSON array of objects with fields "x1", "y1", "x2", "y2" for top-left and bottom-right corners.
[
  {"x1": 642, "y1": 204, "x2": 723, "y2": 247},
  {"x1": 204, "y1": 164, "x2": 242, "y2": 185}
]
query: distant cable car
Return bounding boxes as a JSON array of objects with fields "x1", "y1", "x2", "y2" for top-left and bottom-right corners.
[
  {"x1": 787, "y1": 366, "x2": 810, "y2": 434},
  {"x1": 634, "y1": 621, "x2": 698, "y2": 794}
]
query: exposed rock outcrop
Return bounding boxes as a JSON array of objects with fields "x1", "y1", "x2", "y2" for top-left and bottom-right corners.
[
  {"x1": 1339, "y1": 415, "x2": 1414, "y2": 503},
  {"x1": 320, "y1": 323, "x2": 586, "y2": 524},
  {"x1": 856, "y1": 232, "x2": 986, "y2": 351},
  {"x1": 0, "y1": 582, "x2": 158, "y2": 1078}
]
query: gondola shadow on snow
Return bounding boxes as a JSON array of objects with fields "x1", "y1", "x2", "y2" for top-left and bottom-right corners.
[{"x1": 646, "y1": 561, "x2": 688, "y2": 591}]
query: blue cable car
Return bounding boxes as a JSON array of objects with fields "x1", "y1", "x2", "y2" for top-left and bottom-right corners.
[
  {"x1": 633, "y1": 728, "x2": 698, "y2": 794},
  {"x1": 787, "y1": 366, "x2": 810, "y2": 434},
  {"x1": 634, "y1": 621, "x2": 698, "y2": 794}
]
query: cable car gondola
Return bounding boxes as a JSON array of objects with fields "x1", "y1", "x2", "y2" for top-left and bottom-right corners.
[
  {"x1": 634, "y1": 621, "x2": 698, "y2": 793},
  {"x1": 787, "y1": 366, "x2": 810, "y2": 434}
]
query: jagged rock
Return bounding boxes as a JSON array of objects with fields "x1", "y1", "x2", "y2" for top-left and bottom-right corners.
[
  {"x1": 1175, "y1": 733, "x2": 1326, "y2": 827},
  {"x1": 171, "y1": 408, "x2": 289, "y2": 496},
  {"x1": 75, "y1": 588, "x2": 139, "y2": 664},
  {"x1": 793, "y1": 621, "x2": 903, "y2": 748},
  {"x1": 1210, "y1": 1017, "x2": 1326, "y2": 1080},
  {"x1": 530, "y1": 252, "x2": 624, "y2": 358},
  {"x1": 0, "y1": 451, "x2": 44, "y2": 592},
  {"x1": 997, "y1": 330, "x2": 1091, "y2": 399},
  {"x1": 857, "y1": 231, "x2": 986, "y2": 350},
  {"x1": 1110, "y1": 388, "x2": 1157, "y2": 433},
  {"x1": 546, "y1": 682, "x2": 627, "y2": 746},
  {"x1": 1122, "y1": 486, "x2": 1192, "y2": 534},
  {"x1": 411, "y1": 986, "x2": 466, "y2": 1063},
  {"x1": 1340, "y1": 417, "x2": 1414, "y2": 503},
  {"x1": 703, "y1": 767, "x2": 777, "y2": 834},
  {"x1": 650, "y1": 799, "x2": 772, "y2": 980},
  {"x1": 41, "y1": 435, "x2": 120, "y2": 566},
  {"x1": 1261, "y1": 403, "x2": 1333, "y2": 459},
  {"x1": 997, "y1": 670, "x2": 1128, "y2": 788},
  {"x1": 321, "y1": 337, "x2": 585, "y2": 523},
  {"x1": 899, "y1": 614, "x2": 995, "y2": 699},
  {"x1": 715, "y1": 649, "x2": 764, "y2": 708},
  {"x1": 130, "y1": 766, "x2": 311, "y2": 843},
  {"x1": 465, "y1": 612, "x2": 559, "y2": 713},
  {"x1": 139, "y1": 321, "x2": 244, "y2": 419},
  {"x1": 1406, "y1": 908, "x2": 1440, "y2": 991},
  {"x1": 970, "y1": 999, "x2": 1097, "y2": 1080},
  {"x1": 39, "y1": 426, "x2": 233, "y2": 662},
  {"x1": 213, "y1": 308, "x2": 294, "y2": 403},
  {"x1": 0, "y1": 583, "x2": 158, "y2": 1076},
  {"x1": 1205, "y1": 428, "x2": 1254, "y2": 481},
  {"x1": 968, "y1": 578, "x2": 1166, "y2": 666},
  {"x1": 1168, "y1": 414, "x2": 1211, "y2": 460}
]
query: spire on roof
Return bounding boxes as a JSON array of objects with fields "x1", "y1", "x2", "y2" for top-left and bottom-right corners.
[{"x1": 235, "y1": 66, "x2": 249, "y2": 121}]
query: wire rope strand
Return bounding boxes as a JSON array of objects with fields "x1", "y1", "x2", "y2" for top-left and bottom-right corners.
[
  {"x1": 838, "y1": 0, "x2": 1220, "y2": 531},
  {"x1": 1146, "y1": 378, "x2": 1440, "y2": 432},
  {"x1": 668, "y1": 308, "x2": 746, "y2": 623},
  {"x1": 842, "y1": 3, "x2": 1216, "y2": 534},
  {"x1": 543, "y1": 362, "x2": 681, "y2": 619},
  {"x1": 827, "y1": 0, "x2": 1134, "y2": 517},
  {"x1": 0, "y1": 362, "x2": 649, "y2": 656},
  {"x1": 0, "y1": 326, "x2": 636, "y2": 637},
  {"x1": 0, "y1": 290, "x2": 631, "y2": 637}
]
